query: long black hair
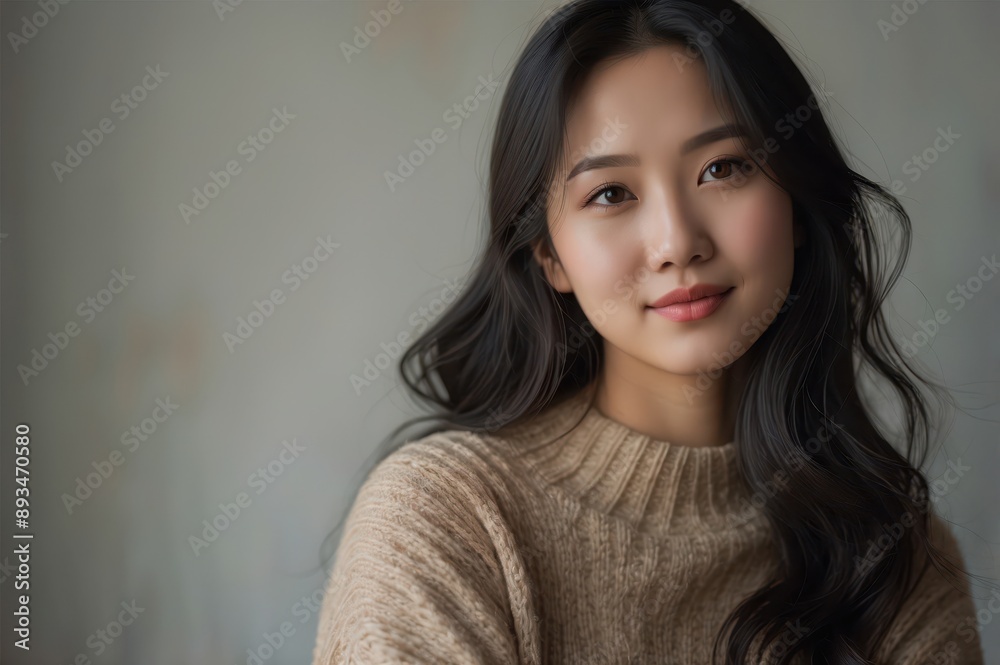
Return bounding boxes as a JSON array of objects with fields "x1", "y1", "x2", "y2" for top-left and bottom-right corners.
[{"x1": 320, "y1": 1, "x2": 986, "y2": 662}]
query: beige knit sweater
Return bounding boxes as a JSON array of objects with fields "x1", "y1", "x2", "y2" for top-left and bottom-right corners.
[{"x1": 311, "y1": 385, "x2": 985, "y2": 664}]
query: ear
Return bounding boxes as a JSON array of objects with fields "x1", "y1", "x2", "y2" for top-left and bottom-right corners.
[{"x1": 531, "y1": 237, "x2": 573, "y2": 293}]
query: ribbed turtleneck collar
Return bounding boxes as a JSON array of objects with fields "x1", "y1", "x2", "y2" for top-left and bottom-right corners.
[{"x1": 494, "y1": 382, "x2": 763, "y2": 537}]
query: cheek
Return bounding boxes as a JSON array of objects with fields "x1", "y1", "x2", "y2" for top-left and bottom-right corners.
[
  {"x1": 720, "y1": 191, "x2": 794, "y2": 271},
  {"x1": 560, "y1": 231, "x2": 636, "y2": 297},
  {"x1": 554, "y1": 232, "x2": 650, "y2": 330}
]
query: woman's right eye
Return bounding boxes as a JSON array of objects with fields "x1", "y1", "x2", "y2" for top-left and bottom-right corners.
[{"x1": 583, "y1": 184, "x2": 634, "y2": 210}]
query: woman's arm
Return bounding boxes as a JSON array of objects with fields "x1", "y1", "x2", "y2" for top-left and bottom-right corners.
[
  {"x1": 875, "y1": 510, "x2": 986, "y2": 664},
  {"x1": 310, "y1": 438, "x2": 535, "y2": 665}
]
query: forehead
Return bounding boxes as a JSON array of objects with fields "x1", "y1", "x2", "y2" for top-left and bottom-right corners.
[{"x1": 562, "y1": 44, "x2": 726, "y2": 160}]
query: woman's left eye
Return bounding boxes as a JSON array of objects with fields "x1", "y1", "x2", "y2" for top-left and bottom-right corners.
[
  {"x1": 583, "y1": 183, "x2": 635, "y2": 210},
  {"x1": 699, "y1": 158, "x2": 749, "y2": 184}
]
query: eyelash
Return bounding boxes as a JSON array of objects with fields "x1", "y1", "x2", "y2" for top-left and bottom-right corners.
[{"x1": 580, "y1": 157, "x2": 750, "y2": 210}]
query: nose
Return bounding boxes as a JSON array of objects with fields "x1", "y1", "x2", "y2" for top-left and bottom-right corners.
[{"x1": 643, "y1": 192, "x2": 714, "y2": 271}]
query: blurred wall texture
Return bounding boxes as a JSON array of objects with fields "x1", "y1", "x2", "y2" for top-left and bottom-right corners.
[{"x1": 2, "y1": 0, "x2": 998, "y2": 663}]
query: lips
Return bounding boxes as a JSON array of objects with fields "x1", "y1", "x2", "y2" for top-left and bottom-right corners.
[
  {"x1": 646, "y1": 284, "x2": 735, "y2": 323},
  {"x1": 647, "y1": 284, "x2": 733, "y2": 309}
]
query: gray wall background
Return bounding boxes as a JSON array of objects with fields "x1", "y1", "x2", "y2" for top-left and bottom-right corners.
[{"x1": 1, "y1": 0, "x2": 997, "y2": 662}]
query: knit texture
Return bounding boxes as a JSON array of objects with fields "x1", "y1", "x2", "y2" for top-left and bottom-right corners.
[{"x1": 311, "y1": 384, "x2": 985, "y2": 664}]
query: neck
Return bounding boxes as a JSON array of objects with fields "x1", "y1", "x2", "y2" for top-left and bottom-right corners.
[{"x1": 597, "y1": 342, "x2": 750, "y2": 448}]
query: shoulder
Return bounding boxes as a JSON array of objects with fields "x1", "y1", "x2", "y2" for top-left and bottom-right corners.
[
  {"x1": 364, "y1": 429, "x2": 493, "y2": 479},
  {"x1": 360, "y1": 430, "x2": 520, "y2": 509},
  {"x1": 339, "y1": 430, "x2": 525, "y2": 558},
  {"x1": 875, "y1": 510, "x2": 985, "y2": 663},
  {"x1": 311, "y1": 431, "x2": 531, "y2": 664},
  {"x1": 388, "y1": 429, "x2": 504, "y2": 475}
]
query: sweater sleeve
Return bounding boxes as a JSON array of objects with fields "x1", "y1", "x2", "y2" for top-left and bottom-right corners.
[
  {"x1": 310, "y1": 438, "x2": 529, "y2": 665},
  {"x1": 875, "y1": 511, "x2": 986, "y2": 664}
]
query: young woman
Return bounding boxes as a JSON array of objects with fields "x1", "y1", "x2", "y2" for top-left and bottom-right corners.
[{"x1": 312, "y1": 0, "x2": 989, "y2": 662}]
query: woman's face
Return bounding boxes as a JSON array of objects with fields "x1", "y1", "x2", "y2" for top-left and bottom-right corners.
[{"x1": 534, "y1": 44, "x2": 800, "y2": 379}]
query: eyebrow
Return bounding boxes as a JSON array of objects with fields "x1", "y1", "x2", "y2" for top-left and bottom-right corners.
[{"x1": 565, "y1": 123, "x2": 748, "y2": 181}]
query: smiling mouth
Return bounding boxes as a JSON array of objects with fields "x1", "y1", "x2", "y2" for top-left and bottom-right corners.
[{"x1": 647, "y1": 286, "x2": 735, "y2": 322}]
